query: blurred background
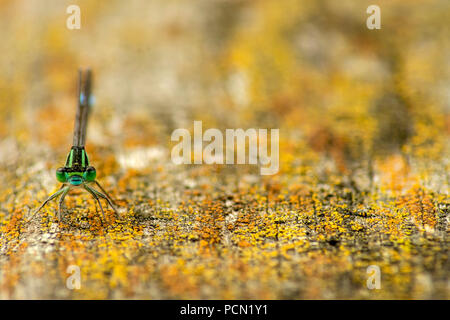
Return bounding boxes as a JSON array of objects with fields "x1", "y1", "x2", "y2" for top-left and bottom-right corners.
[{"x1": 0, "y1": 0, "x2": 448, "y2": 178}]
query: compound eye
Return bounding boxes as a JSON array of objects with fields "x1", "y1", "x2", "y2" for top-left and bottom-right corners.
[
  {"x1": 56, "y1": 167, "x2": 67, "y2": 182},
  {"x1": 86, "y1": 166, "x2": 95, "y2": 173},
  {"x1": 84, "y1": 166, "x2": 96, "y2": 181}
]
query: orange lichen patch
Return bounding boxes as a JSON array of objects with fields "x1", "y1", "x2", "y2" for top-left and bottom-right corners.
[
  {"x1": 193, "y1": 199, "x2": 224, "y2": 252},
  {"x1": 238, "y1": 240, "x2": 252, "y2": 248},
  {"x1": 117, "y1": 169, "x2": 141, "y2": 194},
  {"x1": 397, "y1": 187, "x2": 438, "y2": 231},
  {"x1": 159, "y1": 264, "x2": 200, "y2": 298},
  {"x1": 2, "y1": 211, "x2": 23, "y2": 237},
  {"x1": 378, "y1": 154, "x2": 416, "y2": 193}
]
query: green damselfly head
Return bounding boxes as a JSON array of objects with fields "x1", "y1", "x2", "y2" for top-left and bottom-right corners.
[{"x1": 56, "y1": 146, "x2": 97, "y2": 185}]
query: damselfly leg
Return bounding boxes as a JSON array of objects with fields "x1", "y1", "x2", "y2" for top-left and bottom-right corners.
[
  {"x1": 93, "y1": 180, "x2": 117, "y2": 206},
  {"x1": 83, "y1": 185, "x2": 106, "y2": 221},
  {"x1": 57, "y1": 186, "x2": 71, "y2": 220},
  {"x1": 29, "y1": 185, "x2": 69, "y2": 222},
  {"x1": 86, "y1": 183, "x2": 118, "y2": 215}
]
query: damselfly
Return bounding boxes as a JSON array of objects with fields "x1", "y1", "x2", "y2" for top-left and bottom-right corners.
[{"x1": 32, "y1": 69, "x2": 118, "y2": 222}]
